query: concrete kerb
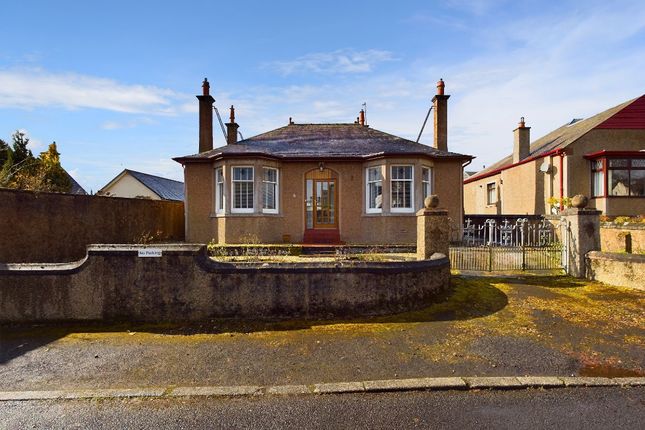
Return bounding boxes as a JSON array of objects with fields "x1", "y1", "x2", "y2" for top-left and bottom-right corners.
[{"x1": 1, "y1": 377, "x2": 644, "y2": 401}]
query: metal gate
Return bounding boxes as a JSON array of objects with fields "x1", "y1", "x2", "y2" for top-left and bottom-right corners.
[{"x1": 449, "y1": 217, "x2": 567, "y2": 271}]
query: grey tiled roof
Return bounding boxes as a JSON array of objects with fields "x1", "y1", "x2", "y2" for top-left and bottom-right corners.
[
  {"x1": 175, "y1": 123, "x2": 472, "y2": 162},
  {"x1": 65, "y1": 171, "x2": 87, "y2": 195},
  {"x1": 127, "y1": 169, "x2": 184, "y2": 201}
]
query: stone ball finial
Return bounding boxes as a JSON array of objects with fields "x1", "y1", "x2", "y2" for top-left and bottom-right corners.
[
  {"x1": 571, "y1": 194, "x2": 588, "y2": 209},
  {"x1": 424, "y1": 195, "x2": 439, "y2": 209}
]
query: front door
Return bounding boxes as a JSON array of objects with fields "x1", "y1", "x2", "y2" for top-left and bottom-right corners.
[
  {"x1": 304, "y1": 168, "x2": 340, "y2": 243},
  {"x1": 313, "y1": 179, "x2": 337, "y2": 228}
]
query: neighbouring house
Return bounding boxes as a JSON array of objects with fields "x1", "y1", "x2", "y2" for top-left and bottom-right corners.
[
  {"x1": 463, "y1": 170, "x2": 478, "y2": 180},
  {"x1": 98, "y1": 169, "x2": 184, "y2": 201},
  {"x1": 65, "y1": 171, "x2": 87, "y2": 195},
  {"x1": 464, "y1": 95, "x2": 645, "y2": 216},
  {"x1": 174, "y1": 78, "x2": 473, "y2": 244}
]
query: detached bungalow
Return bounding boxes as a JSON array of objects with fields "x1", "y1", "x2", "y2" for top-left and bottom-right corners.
[{"x1": 175, "y1": 79, "x2": 472, "y2": 244}]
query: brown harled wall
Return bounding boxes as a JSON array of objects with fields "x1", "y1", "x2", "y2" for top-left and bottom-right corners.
[
  {"x1": 183, "y1": 156, "x2": 464, "y2": 245},
  {"x1": 0, "y1": 188, "x2": 184, "y2": 263}
]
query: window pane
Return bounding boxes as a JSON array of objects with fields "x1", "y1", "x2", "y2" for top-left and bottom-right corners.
[
  {"x1": 609, "y1": 159, "x2": 629, "y2": 168},
  {"x1": 630, "y1": 170, "x2": 645, "y2": 196},
  {"x1": 487, "y1": 183, "x2": 496, "y2": 204},
  {"x1": 609, "y1": 169, "x2": 629, "y2": 196},
  {"x1": 368, "y1": 182, "x2": 383, "y2": 208},
  {"x1": 264, "y1": 168, "x2": 277, "y2": 182},
  {"x1": 422, "y1": 167, "x2": 432, "y2": 199},
  {"x1": 392, "y1": 181, "x2": 411, "y2": 208},
  {"x1": 367, "y1": 167, "x2": 383, "y2": 210},
  {"x1": 368, "y1": 167, "x2": 381, "y2": 181},
  {"x1": 392, "y1": 166, "x2": 412, "y2": 180},
  {"x1": 593, "y1": 170, "x2": 604, "y2": 197},
  {"x1": 233, "y1": 167, "x2": 253, "y2": 181},
  {"x1": 263, "y1": 182, "x2": 276, "y2": 209},
  {"x1": 632, "y1": 159, "x2": 645, "y2": 168},
  {"x1": 592, "y1": 160, "x2": 603, "y2": 171}
]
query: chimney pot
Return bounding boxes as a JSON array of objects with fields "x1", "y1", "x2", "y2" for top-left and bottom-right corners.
[
  {"x1": 436, "y1": 78, "x2": 445, "y2": 96},
  {"x1": 202, "y1": 78, "x2": 210, "y2": 96},
  {"x1": 226, "y1": 104, "x2": 239, "y2": 145}
]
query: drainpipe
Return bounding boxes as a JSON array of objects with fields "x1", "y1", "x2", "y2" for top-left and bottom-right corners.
[{"x1": 558, "y1": 149, "x2": 565, "y2": 211}]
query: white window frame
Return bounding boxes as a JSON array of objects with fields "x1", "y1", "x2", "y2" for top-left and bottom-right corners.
[
  {"x1": 262, "y1": 167, "x2": 279, "y2": 214},
  {"x1": 215, "y1": 166, "x2": 225, "y2": 214},
  {"x1": 366, "y1": 166, "x2": 383, "y2": 214},
  {"x1": 231, "y1": 166, "x2": 254, "y2": 213},
  {"x1": 486, "y1": 182, "x2": 497, "y2": 205},
  {"x1": 422, "y1": 166, "x2": 433, "y2": 200},
  {"x1": 390, "y1": 165, "x2": 414, "y2": 213}
]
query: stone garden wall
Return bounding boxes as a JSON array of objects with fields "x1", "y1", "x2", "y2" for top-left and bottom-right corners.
[
  {"x1": 0, "y1": 244, "x2": 450, "y2": 323},
  {"x1": 586, "y1": 251, "x2": 645, "y2": 291},
  {"x1": 600, "y1": 224, "x2": 645, "y2": 254}
]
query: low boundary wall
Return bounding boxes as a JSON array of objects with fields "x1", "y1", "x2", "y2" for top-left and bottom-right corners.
[
  {"x1": 0, "y1": 244, "x2": 450, "y2": 323},
  {"x1": 0, "y1": 188, "x2": 184, "y2": 263},
  {"x1": 586, "y1": 251, "x2": 645, "y2": 291},
  {"x1": 600, "y1": 224, "x2": 645, "y2": 254}
]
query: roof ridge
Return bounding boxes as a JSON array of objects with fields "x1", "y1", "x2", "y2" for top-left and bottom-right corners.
[
  {"x1": 466, "y1": 95, "x2": 642, "y2": 182},
  {"x1": 126, "y1": 169, "x2": 183, "y2": 184}
]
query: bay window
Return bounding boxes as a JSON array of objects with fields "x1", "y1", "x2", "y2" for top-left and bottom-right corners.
[
  {"x1": 232, "y1": 166, "x2": 254, "y2": 213},
  {"x1": 391, "y1": 165, "x2": 413, "y2": 212},
  {"x1": 366, "y1": 166, "x2": 383, "y2": 213},
  {"x1": 589, "y1": 156, "x2": 645, "y2": 198},
  {"x1": 262, "y1": 167, "x2": 279, "y2": 213}
]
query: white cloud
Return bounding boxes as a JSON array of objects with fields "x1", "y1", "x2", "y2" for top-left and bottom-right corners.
[
  {"x1": 265, "y1": 49, "x2": 396, "y2": 76},
  {"x1": 101, "y1": 117, "x2": 157, "y2": 130},
  {"x1": 224, "y1": 2, "x2": 645, "y2": 173},
  {"x1": 0, "y1": 68, "x2": 183, "y2": 114}
]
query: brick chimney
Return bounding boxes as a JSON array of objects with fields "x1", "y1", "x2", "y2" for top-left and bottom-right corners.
[
  {"x1": 513, "y1": 117, "x2": 531, "y2": 163},
  {"x1": 432, "y1": 78, "x2": 449, "y2": 152},
  {"x1": 359, "y1": 109, "x2": 365, "y2": 126},
  {"x1": 197, "y1": 78, "x2": 215, "y2": 153},
  {"x1": 226, "y1": 105, "x2": 239, "y2": 145}
]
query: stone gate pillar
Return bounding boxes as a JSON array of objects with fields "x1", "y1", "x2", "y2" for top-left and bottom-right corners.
[
  {"x1": 417, "y1": 195, "x2": 450, "y2": 260},
  {"x1": 560, "y1": 195, "x2": 601, "y2": 277}
]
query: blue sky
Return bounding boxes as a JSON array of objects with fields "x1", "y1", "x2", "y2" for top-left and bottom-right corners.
[{"x1": 1, "y1": 0, "x2": 645, "y2": 192}]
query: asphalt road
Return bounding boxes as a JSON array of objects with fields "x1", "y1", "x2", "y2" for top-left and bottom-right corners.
[{"x1": 1, "y1": 387, "x2": 643, "y2": 430}]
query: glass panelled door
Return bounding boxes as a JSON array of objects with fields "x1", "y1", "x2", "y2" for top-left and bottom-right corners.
[
  {"x1": 306, "y1": 178, "x2": 337, "y2": 229},
  {"x1": 314, "y1": 180, "x2": 336, "y2": 228}
]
